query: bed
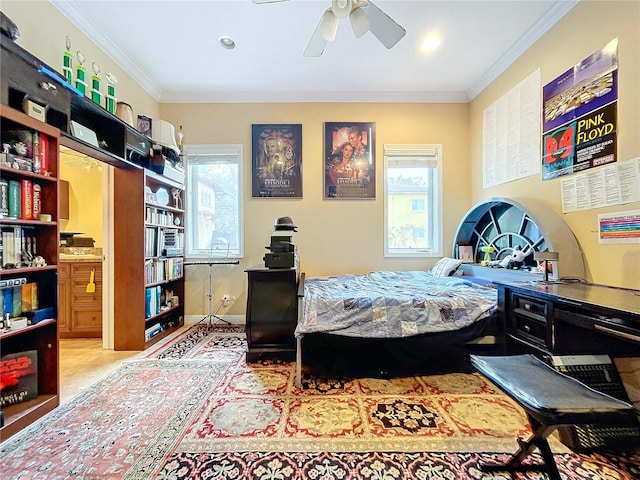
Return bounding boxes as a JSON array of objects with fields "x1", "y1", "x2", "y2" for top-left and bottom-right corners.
[
  {"x1": 294, "y1": 266, "x2": 499, "y2": 384},
  {"x1": 293, "y1": 197, "x2": 587, "y2": 384}
]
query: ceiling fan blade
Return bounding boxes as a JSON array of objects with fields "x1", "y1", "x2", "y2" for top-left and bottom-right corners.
[
  {"x1": 304, "y1": 9, "x2": 333, "y2": 57},
  {"x1": 362, "y1": 0, "x2": 406, "y2": 49},
  {"x1": 349, "y1": 5, "x2": 370, "y2": 38},
  {"x1": 320, "y1": 9, "x2": 339, "y2": 41}
]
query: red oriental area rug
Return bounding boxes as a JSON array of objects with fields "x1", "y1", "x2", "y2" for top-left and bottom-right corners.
[{"x1": 0, "y1": 325, "x2": 638, "y2": 479}]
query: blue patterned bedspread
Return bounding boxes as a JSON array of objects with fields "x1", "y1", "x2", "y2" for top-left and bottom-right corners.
[{"x1": 296, "y1": 271, "x2": 497, "y2": 338}]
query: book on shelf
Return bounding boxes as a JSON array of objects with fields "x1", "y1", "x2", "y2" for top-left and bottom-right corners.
[
  {"x1": 145, "y1": 207, "x2": 174, "y2": 226},
  {"x1": 0, "y1": 278, "x2": 31, "y2": 320},
  {"x1": 0, "y1": 181, "x2": 43, "y2": 221},
  {"x1": 32, "y1": 183, "x2": 41, "y2": 219},
  {"x1": 144, "y1": 227, "x2": 157, "y2": 257},
  {"x1": 145, "y1": 285, "x2": 161, "y2": 318},
  {"x1": 144, "y1": 226, "x2": 184, "y2": 259},
  {"x1": 0, "y1": 178, "x2": 8, "y2": 217},
  {"x1": 1, "y1": 226, "x2": 38, "y2": 267},
  {"x1": 20, "y1": 282, "x2": 38, "y2": 312},
  {"x1": 1, "y1": 287, "x2": 11, "y2": 317},
  {"x1": 144, "y1": 257, "x2": 184, "y2": 284},
  {"x1": 12, "y1": 285, "x2": 22, "y2": 317},
  {"x1": 0, "y1": 350, "x2": 38, "y2": 408},
  {"x1": 21, "y1": 179, "x2": 33, "y2": 220},
  {"x1": 7, "y1": 179, "x2": 20, "y2": 219},
  {"x1": 145, "y1": 322, "x2": 163, "y2": 341}
]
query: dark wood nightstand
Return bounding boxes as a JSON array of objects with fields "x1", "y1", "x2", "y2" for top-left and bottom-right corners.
[{"x1": 245, "y1": 265, "x2": 303, "y2": 362}]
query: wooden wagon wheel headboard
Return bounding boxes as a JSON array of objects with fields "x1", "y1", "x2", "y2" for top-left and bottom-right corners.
[{"x1": 452, "y1": 197, "x2": 585, "y2": 280}]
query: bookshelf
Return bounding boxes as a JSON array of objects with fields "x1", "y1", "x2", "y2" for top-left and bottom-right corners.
[
  {"x1": 0, "y1": 105, "x2": 60, "y2": 441},
  {"x1": 113, "y1": 167, "x2": 184, "y2": 350}
]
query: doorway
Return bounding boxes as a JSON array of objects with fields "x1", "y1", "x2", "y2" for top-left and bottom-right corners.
[{"x1": 58, "y1": 147, "x2": 112, "y2": 348}]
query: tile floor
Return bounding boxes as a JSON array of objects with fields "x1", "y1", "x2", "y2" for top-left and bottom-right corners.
[{"x1": 58, "y1": 338, "x2": 142, "y2": 404}]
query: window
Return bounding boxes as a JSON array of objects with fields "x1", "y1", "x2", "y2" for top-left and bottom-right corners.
[
  {"x1": 411, "y1": 199, "x2": 425, "y2": 212},
  {"x1": 185, "y1": 144, "x2": 243, "y2": 258},
  {"x1": 384, "y1": 144, "x2": 442, "y2": 257}
]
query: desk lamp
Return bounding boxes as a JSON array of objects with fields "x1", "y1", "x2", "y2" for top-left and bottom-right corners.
[{"x1": 534, "y1": 251, "x2": 559, "y2": 282}]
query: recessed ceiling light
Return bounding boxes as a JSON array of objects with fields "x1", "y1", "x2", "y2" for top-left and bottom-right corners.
[
  {"x1": 219, "y1": 36, "x2": 236, "y2": 49},
  {"x1": 421, "y1": 35, "x2": 441, "y2": 53}
]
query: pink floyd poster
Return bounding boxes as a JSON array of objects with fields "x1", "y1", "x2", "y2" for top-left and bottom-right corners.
[
  {"x1": 324, "y1": 122, "x2": 375, "y2": 199},
  {"x1": 252, "y1": 124, "x2": 302, "y2": 197},
  {"x1": 542, "y1": 39, "x2": 618, "y2": 180}
]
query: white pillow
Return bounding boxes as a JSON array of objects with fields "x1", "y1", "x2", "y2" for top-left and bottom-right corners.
[{"x1": 430, "y1": 257, "x2": 463, "y2": 277}]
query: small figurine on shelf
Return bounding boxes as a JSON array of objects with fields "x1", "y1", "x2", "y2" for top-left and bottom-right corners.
[
  {"x1": 171, "y1": 188, "x2": 182, "y2": 210},
  {"x1": 479, "y1": 245, "x2": 495, "y2": 266},
  {"x1": 91, "y1": 62, "x2": 102, "y2": 105},
  {"x1": 176, "y1": 125, "x2": 184, "y2": 153},
  {"x1": 75, "y1": 51, "x2": 87, "y2": 95},
  {"x1": 63, "y1": 36, "x2": 73, "y2": 84},
  {"x1": 105, "y1": 72, "x2": 117, "y2": 114}
]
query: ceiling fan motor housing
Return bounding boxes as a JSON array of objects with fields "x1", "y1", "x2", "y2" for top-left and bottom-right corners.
[{"x1": 332, "y1": 0, "x2": 353, "y2": 17}]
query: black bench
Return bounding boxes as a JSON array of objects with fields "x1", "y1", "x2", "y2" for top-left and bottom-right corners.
[{"x1": 470, "y1": 354, "x2": 637, "y2": 480}]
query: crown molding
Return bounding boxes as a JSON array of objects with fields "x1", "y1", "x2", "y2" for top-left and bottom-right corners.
[
  {"x1": 466, "y1": 0, "x2": 579, "y2": 101},
  {"x1": 159, "y1": 90, "x2": 469, "y2": 104},
  {"x1": 50, "y1": 0, "x2": 162, "y2": 101}
]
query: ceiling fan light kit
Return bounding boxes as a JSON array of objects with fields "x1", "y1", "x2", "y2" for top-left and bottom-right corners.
[{"x1": 254, "y1": 0, "x2": 405, "y2": 57}]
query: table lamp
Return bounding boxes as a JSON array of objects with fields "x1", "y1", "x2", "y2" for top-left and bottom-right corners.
[{"x1": 533, "y1": 251, "x2": 559, "y2": 282}]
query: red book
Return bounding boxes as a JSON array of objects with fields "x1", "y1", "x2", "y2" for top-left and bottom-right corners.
[
  {"x1": 21, "y1": 179, "x2": 33, "y2": 220},
  {"x1": 32, "y1": 183, "x2": 41, "y2": 218}
]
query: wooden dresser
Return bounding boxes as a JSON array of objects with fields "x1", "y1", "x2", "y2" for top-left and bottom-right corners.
[{"x1": 59, "y1": 259, "x2": 103, "y2": 338}]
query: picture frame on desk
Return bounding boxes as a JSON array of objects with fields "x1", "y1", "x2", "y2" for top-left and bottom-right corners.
[
  {"x1": 459, "y1": 245, "x2": 474, "y2": 263},
  {"x1": 137, "y1": 115, "x2": 152, "y2": 136}
]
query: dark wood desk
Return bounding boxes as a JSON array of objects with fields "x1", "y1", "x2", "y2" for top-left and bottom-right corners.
[
  {"x1": 496, "y1": 280, "x2": 640, "y2": 357},
  {"x1": 496, "y1": 280, "x2": 640, "y2": 452}
]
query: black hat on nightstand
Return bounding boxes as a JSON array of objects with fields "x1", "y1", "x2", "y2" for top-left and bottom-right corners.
[{"x1": 274, "y1": 216, "x2": 297, "y2": 232}]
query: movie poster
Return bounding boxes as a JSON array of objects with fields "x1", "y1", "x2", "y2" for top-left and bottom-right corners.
[
  {"x1": 542, "y1": 39, "x2": 618, "y2": 180},
  {"x1": 252, "y1": 124, "x2": 302, "y2": 198},
  {"x1": 324, "y1": 122, "x2": 375, "y2": 199}
]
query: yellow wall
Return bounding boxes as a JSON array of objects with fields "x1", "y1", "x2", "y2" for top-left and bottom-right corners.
[
  {"x1": 160, "y1": 102, "x2": 470, "y2": 314},
  {"x1": 469, "y1": 1, "x2": 640, "y2": 289},
  {"x1": 1, "y1": 1, "x2": 160, "y2": 121},
  {"x1": 59, "y1": 156, "x2": 104, "y2": 247}
]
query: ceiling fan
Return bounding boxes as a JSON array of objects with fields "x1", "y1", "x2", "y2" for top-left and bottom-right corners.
[{"x1": 253, "y1": 0, "x2": 406, "y2": 57}]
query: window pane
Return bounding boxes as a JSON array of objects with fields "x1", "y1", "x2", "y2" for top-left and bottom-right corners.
[
  {"x1": 384, "y1": 144, "x2": 442, "y2": 258},
  {"x1": 185, "y1": 146, "x2": 243, "y2": 258},
  {"x1": 387, "y1": 166, "x2": 431, "y2": 250}
]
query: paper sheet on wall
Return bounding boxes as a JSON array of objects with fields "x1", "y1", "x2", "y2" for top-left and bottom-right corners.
[
  {"x1": 598, "y1": 209, "x2": 640, "y2": 244},
  {"x1": 561, "y1": 157, "x2": 640, "y2": 213},
  {"x1": 482, "y1": 69, "x2": 541, "y2": 188}
]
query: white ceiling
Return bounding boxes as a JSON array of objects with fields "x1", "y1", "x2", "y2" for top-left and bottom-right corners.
[{"x1": 50, "y1": 0, "x2": 578, "y2": 103}]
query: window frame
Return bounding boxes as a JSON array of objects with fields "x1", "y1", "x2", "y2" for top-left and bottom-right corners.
[
  {"x1": 383, "y1": 144, "x2": 443, "y2": 258},
  {"x1": 184, "y1": 144, "x2": 244, "y2": 259}
]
